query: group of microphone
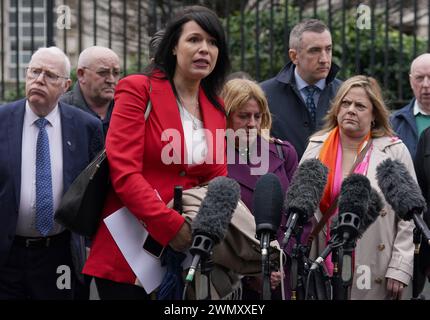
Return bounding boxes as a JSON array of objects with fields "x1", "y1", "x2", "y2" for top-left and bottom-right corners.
[{"x1": 183, "y1": 157, "x2": 430, "y2": 300}]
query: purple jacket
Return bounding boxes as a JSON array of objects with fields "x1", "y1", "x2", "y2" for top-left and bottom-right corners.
[
  {"x1": 227, "y1": 136, "x2": 298, "y2": 212},
  {"x1": 228, "y1": 136, "x2": 313, "y2": 300}
]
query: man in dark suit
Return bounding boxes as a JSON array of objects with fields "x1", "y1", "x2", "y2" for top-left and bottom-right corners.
[
  {"x1": 261, "y1": 19, "x2": 342, "y2": 159},
  {"x1": 0, "y1": 47, "x2": 104, "y2": 299}
]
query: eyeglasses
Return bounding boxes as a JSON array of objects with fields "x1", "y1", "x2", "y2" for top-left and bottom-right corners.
[
  {"x1": 410, "y1": 74, "x2": 430, "y2": 84},
  {"x1": 83, "y1": 67, "x2": 122, "y2": 78},
  {"x1": 26, "y1": 67, "x2": 69, "y2": 84}
]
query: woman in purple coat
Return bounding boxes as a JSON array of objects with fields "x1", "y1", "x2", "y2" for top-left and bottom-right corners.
[{"x1": 222, "y1": 78, "x2": 298, "y2": 299}]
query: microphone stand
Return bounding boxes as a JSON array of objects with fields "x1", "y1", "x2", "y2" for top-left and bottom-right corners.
[
  {"x1": 331, "y1": 245, "x2": 344, "y2": 300},
  {"x1": 199, "y1": 256, "x2": 214, "y2": 300},
  {"x1": 288, "y1": 224, "x2": 308, "y2": 299},
  {"x1": 304, "y1": 245, "x2": 332, "y2": 300},
  {"x1": 337, "y1": 239, "x2": 354, "y2": 300},
  {"x1": 185, "y1": 234, "x2": 215, "y2": 300},
  {"x1": 411, "y1": 213, "x2": 430, "y2": 246},
  {"x1": 412, "y1": 227, "x2": 425, "y2": 299},
  {"x1": 261, "y1": 232, "x2": 272, "y2": 300}
]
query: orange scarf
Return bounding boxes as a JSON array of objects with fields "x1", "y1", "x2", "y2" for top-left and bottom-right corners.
[{"x1": 318, "y1": 127, "x2": 371, "y2": 216}]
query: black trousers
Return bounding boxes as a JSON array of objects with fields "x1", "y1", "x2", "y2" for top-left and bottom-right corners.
[
  {"x1": 94, "y1": 277, "x2": 150, "y2": 300},
  {"x1": 74, "y1": 274, "x2": 92, "y2": 300},
  {"x1": 0, "y1": 232, "x2": 74, "y2": 300}
]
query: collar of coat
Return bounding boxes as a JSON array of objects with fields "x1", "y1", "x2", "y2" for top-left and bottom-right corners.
[
  {"x1": 227, "y1": 136, "x2": 286, "y2": 190},
  {"x1": 308, "y1": 131, "x2": 403, "y2": 153}
]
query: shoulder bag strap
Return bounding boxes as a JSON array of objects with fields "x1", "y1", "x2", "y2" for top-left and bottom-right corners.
[
  {"x1": 275, "y1": 143, "x2": 285, "y2": 160},
  {"x1": 144, "y1": 79, "x2": 152, "y2": 120}
]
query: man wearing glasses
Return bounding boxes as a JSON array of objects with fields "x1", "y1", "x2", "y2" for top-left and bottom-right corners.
[
  {"x1": 391, "y1": 53, "x2": 430, "y2": 300},
  {"x1": 61, "y1": 46, "x2": 121, "y2": 135},
  {"x1": 391, "y1": 53, "x2": 430, "y2": 159},
  {"x1": 0, "y1": 47, "x2": 104, "y2": 299}
]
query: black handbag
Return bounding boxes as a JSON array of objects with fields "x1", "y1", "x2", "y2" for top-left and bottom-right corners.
[
  {"x1": 55, "y1": 148, "x2": 109, "y2": 236},
  {"x1": 55, "y1": 89, "x2": 152, "y2": 237}
]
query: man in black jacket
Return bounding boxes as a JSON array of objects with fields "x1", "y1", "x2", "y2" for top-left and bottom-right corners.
[
  {"x1": 61, "y1": 46, "x2": 120, "y2": 136},
  {"x1": 60, "y1": 46, "x2": 120, "y2": 300},
  {"x1": 261, "y1": 19, "x2": 342, "y2": 159}
]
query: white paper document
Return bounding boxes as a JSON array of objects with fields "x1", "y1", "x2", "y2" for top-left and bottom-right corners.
[{"x1": 104, "y1": 207, "x2": 166, "y2": 294}]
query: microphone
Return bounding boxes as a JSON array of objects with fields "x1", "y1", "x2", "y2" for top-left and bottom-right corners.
[
  {"x1": 358, "y1": 188, "x2": 383, "y2": 237},
  {"x1": 310, "y1": 177, "x2": 377, "y2": 271},
  {"x1": 252, "y1": 173, "x2": 284, "y2": 300},
  {"x1": 185, "y1": 177, "x2": 240, "y2": 283},
  {"x1": 337, "y1": 174, "x2": 371, "y2": 241},
  {"x1": 282, "y1": 159, "x2": 328, "y2": 247},
  {"x1": 336, "y1": 174, "x2": 371, "y2": 285},
  {"x1": 376, "y1": 158, "x2": 430, "y2": 245},
  {"x1": 253, "y1": 173, "x2": 284, "y2": 246}
]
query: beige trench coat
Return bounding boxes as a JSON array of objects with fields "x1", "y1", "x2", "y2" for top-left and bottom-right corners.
[{"x1": 302, "y1": 133, "x2": 415, "y2": 300}]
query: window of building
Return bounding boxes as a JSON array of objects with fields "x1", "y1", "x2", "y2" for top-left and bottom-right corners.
[{"x1": 8, "y1": 0, "x2": 46, "y2": 80}]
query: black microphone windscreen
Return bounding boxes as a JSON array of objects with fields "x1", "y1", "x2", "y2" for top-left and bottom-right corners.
[
  {"x1": 358, "y1": 188, "x2": 382, "y2": 237},
  {"x1": 376, "y1": 158, "x2": 427, "y2": 220},
  {"x1": 253, "y1": 173, "x2": 284, "y2": 233},
  {"x1": 284, "y1": 158, "x2": 328, "y2": 220},
  {"x1": 338, "y1": 174, "x2": 371, "y2": 220},
  {"x1": 191, "y1": 176, "x2": 240, "y2": 243}
]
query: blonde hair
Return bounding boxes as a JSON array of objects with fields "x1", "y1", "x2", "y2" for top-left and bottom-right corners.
[
  {"x1": 315, "y1": 75, "x2": 395, "y2": 138},
  {"x1": 221, "y1": 78, "x2": 272, "y2": 141}
]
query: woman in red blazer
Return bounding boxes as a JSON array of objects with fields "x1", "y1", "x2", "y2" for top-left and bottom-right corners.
[{"x1": 83, "y1": 6, "x2": 230, "y2": 299}]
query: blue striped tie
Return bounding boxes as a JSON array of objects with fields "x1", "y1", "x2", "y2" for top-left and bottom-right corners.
[
  {"x1": 35, "y1": 118, "x2": 54, "y2": 236},
  {"x1": 304, "y1": 85, "x2": 319, "y2": 125}
]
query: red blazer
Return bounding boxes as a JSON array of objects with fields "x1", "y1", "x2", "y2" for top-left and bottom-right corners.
[{"x1": 83, "y1": 73, "x2": 227, "y2": 284}]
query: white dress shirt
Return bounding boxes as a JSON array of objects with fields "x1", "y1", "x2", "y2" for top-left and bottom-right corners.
[
  {"x1": 16, "y1": 101, "x2": 65, "y2": 237},
  {"x1": 179, "y1": 104, "x2": 208, "y2": 166},
  {"x1": 413, "y1": 99, "x2": 430, "y2": 116}
]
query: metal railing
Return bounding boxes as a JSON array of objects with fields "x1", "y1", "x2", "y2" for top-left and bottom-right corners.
[{"x1": 1, "y1": 0, "x2": 429, "y2": 108}]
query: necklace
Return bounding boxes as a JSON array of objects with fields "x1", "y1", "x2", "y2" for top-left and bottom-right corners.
[
  {"x1": 177, "y1": 93, "x2": 200, "y2": 130},
  {"x1": 238, "y1": 146, "x2": 248, "y2": 158},
  {"x1": 182, "y1": 105, "x2": 199, "y2": 130}
]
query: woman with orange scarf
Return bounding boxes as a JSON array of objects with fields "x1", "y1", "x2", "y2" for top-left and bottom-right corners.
[{"x1": 301, "y1": 75, "x2": 415, "y2": 300}]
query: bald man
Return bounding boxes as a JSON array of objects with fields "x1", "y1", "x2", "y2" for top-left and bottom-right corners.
[
  {"x1": 391, "y1": 54, "x2": 430, "y2": 300},
  {"x1": 61, "y1": 46, "x2": 121, "y2": 135},
  {"x1": 391, "y1": 53, "x2": 430, "y2": 159}
]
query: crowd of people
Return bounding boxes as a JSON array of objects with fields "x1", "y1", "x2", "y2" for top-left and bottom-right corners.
[{"x1": 0, "y1": 5, "x2": 429, "y2": 301}]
